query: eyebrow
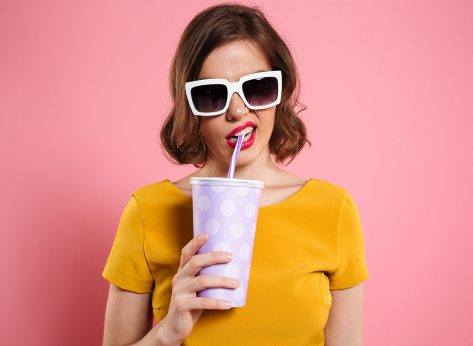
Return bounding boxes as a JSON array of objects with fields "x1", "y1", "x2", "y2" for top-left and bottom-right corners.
[{"x1": 199, "y1": 69, "x2": 270, "y2": 80}]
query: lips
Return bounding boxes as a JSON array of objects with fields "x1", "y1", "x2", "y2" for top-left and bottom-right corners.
[
  {"x1": 226, "y1": 127, "x2": 256, "y2": 150},
  {"x1": 225, "y1": 121, "x2": 257, "y2": 139}
]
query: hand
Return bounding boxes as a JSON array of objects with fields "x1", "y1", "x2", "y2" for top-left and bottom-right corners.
[{"x1": 156, "y1": 233, "x2": 240, "y2": 344}]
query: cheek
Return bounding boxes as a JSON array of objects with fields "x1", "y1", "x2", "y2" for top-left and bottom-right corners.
[
  {"x1": 201, "y1": 120, "x2": 222, "y2": 144},
  {"x1": 257, "y1": 110, "x2": 276, "y2": 135}
]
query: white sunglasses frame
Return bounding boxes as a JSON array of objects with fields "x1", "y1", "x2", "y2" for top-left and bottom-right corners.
[{"x1": 185, "y1": 70, "x2": 282, "y2": 116}]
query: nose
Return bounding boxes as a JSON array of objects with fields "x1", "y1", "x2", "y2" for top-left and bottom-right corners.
[{"x1": 226, "y1": 92, "x2": 249, "y2": 121}]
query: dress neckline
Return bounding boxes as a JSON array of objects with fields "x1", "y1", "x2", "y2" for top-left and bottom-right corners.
[{"x1": 164, "y1": 178, "x2": 313, "y2": 209}]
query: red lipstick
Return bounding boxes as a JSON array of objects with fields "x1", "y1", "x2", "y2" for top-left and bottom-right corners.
[
  {"x1": 225, "y1": 121, "x2": 257, "y2": 139},
  {"x1": 226, "y1": 127, "x2": 257, "y2": 150}
]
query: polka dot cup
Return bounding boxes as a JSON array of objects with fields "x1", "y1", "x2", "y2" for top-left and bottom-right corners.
[{"x1": 190, "y1": 177, "x2": 264, "y2": 307}]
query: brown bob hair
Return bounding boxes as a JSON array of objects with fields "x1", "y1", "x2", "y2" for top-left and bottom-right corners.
[{"x1": 160, "y1": 2, "x2": 311, "y2": 168}]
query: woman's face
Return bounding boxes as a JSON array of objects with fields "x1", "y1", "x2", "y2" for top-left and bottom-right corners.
[{"x1": 197, "y1": 39, "x2": 276, "y2": 167}]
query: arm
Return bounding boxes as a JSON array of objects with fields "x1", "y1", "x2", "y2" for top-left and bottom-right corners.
[
  {"x1": 102, "y1": 232, "x2": 235, "y2": 346},
  {"x1": 324, "y1": 282, "x2": 365, "y2": 346},
  {"x1": 103, "y1": 284, "x2": 175, "y2": 346}
]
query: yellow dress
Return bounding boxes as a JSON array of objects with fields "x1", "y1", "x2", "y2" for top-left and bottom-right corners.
[{"x1": 102, "y1": 178, "x2": 369, "y2": 345}]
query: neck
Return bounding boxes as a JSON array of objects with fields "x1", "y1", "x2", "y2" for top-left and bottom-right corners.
[{"x1": 197, "y1": 147, "x2": 283, "y2": 185}]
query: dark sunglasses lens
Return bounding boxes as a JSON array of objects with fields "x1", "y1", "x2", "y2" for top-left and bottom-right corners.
[
  {"x1": 242, "y1": 76, "x2": 278, "y2": 106},
  {"x1": 191, "y1": 84, "x2": 227, "y2": 113}
]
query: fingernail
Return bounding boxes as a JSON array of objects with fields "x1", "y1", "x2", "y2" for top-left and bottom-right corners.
[{"x1": 198, "y1": 233, "x2": 208, "y2": 240}]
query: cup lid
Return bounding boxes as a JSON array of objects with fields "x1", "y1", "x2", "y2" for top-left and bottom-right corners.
[{"x1": 190, "y1": 177, "x2": 264, "y2": 188}]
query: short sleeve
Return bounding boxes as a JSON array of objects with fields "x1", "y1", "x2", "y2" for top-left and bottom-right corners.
[
  {"x1": 328, "y1": 192, "x2": 369, "y2": 290},
  {"x1": 102, "y1": 195, "x2": 154, "y2": 293}
]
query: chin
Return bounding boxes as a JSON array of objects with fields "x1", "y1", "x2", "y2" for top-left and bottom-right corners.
[{"x1": 236, "y1": 145, "x2": 264, "y2": 164}]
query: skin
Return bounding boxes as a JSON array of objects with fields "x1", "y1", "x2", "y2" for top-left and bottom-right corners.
[
  {"x1": 196, "y1": 39, "x2": 278, "y2": 180},
  {"x1": 325, "y1": 283, "x2": 365, "y2": 346},
  {"x1": 102, "y1": 39, "x2": 365, "y2": 345},
  {"x1": 175, "y1": 39, "x2": 309, "y2": 206}
]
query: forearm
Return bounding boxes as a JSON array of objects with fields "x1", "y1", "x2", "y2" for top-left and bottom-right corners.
[{"x1": 129, "y1": 318, "x2": 183, "y2": 346}]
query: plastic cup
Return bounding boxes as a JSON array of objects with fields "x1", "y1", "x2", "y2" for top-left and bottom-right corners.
[{"x1": 190, "y1": 177, "x2": 264, "y2": 307}]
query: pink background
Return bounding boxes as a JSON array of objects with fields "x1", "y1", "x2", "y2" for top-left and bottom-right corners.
[{"x1": 1, "y1": 0, "x2": 472, "y2": 344}]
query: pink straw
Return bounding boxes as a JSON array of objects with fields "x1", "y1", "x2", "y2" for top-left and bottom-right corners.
[{"x1": 227, "y1": 133, "x2": 245, "y2": 179}]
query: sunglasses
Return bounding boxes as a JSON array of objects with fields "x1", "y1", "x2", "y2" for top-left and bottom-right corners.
[{"x1": 185, "y1": 70, "x2": 282, "y2": 116}]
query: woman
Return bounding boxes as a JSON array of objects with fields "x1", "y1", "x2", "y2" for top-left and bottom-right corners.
[{"x1": 102, "y1": 3, "x2": 369, "y2": 346}]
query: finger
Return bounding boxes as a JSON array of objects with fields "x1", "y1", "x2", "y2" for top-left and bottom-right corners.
[
  {"x1": 179, "y1": 233, "x2": 208, "y2": 271},
  {"x1": 187, "y1": 275, "x2": 240, "y2": 292},
  {"x1": 181, "y1": 251, "x2": 233, "y2": 277},
  {"x1": 182, "y1": 296, "x2": 233, "y2": 310}
]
